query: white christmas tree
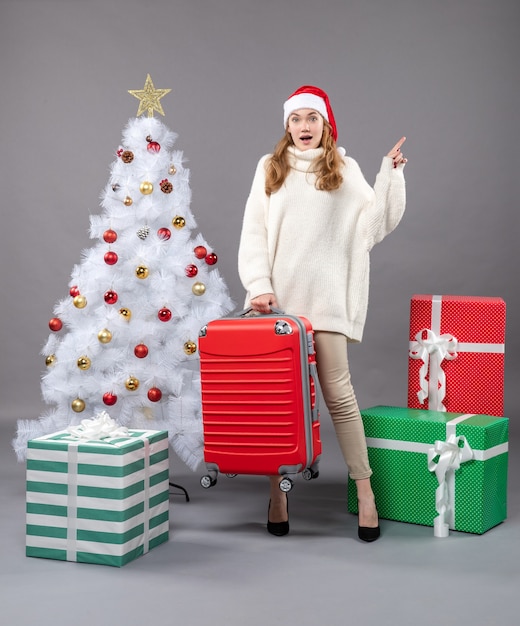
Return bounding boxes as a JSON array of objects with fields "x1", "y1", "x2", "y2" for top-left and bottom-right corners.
[{"x1": 14, "y1": 75, "x2": 234, "y2": 469}]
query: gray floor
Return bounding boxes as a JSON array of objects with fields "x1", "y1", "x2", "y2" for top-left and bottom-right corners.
[{"x1": 1, "y1": 416, "x2": 518, "y2": 626}]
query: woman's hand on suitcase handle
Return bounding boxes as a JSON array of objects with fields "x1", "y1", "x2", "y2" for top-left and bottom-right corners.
[{"x1": 250, "y1": 293, "x2": 279, "y2": 314}]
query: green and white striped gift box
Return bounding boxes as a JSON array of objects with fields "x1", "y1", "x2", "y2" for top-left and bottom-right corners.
[
  {"x1": 26, "y1": 429, "x2": 170, "y2": 566},
  {"x1": 347, "y1": 406, "x2": 508, "y2": 535}
]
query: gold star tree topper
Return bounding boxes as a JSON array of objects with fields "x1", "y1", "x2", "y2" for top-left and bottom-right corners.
[{"x1": 128, "y1": 74, "x2": 172, "y2": 118}]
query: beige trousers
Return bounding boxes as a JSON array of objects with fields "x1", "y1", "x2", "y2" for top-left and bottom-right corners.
[{"x1": 313, "y1": 331, "x2": 372, "y2": 480}]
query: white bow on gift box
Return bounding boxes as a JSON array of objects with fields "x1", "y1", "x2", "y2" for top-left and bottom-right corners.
[
  {"x1": 427, "y1": 433, "x2": 474, "y2": 538},
  {"x1": 409, "y1": 328, "x2": 458, "y2": 412},
  {"x1": 67, "y1": 411, "x2": 129, "y2": 440}
]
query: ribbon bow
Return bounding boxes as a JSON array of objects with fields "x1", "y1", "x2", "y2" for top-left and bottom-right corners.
[
  {"x1": 409, "y1": 328, "x2": 458, "y2": 411},
  {"x1": 67, "y1": 411, "x2": 129, "y2": 440},
  {"x1": 427, "y1": 434, "x2": 473, "y2": 537}
]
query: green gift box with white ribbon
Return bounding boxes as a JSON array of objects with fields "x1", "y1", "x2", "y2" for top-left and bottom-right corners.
[
  {"x1": 347, "y1": 406, "x2": 508, "y2": 536},
  {"x1": 26, "y1": 417, "x2": 170, "y2": 566}
]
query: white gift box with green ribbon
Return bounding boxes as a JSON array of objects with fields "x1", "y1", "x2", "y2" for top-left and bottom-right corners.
[
  {"x1": 26, "y1": 413, "x2": 170, "y2": 566},
  {"x1": 347, "y1": 406, "x2": 509, "y2": 536}
]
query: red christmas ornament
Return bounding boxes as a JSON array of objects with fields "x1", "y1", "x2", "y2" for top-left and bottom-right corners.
[
  {"x1": 104, "y1": 251, "x2": 118, "y2": 265},
  {"x1": 147, "y1": 387, "x2": 162, "y2": 402},
  {"x1": 134, "y1": 343, "x2": 149, "y2": 358},
  {"x1": 49, "y1": 317, "x2": 63, "y2": 332},
  {"x1": 205, "y1": 252, "x2": 218, "y2": 265},
  {"x1": 157, "y1": 227, "x2": 171, "y2": 241},
  {"x1": 103, "y1": 229, "x2": 118, "y2": 244},
  {"x1": 69, "y1": 285, "x2": 80, "y2": 297},
  {"x1": 194, "y1": 245, "x2": 207, "y2": 259},
  {"x1": 158, "y1": 307, "x2": 172, "y2": 322},
  {"x1": 104, "y1": 290, "x2": 118, "y2": 305},
  {"x1": 103, "y1": 392, "x2": 118, "y2": 406},
  {"x1": 185, "y1": 264, "x2": 198, "y2": 278},
  {"x1": 147, "y1": 141, "x2": 161, "y2": 153}
]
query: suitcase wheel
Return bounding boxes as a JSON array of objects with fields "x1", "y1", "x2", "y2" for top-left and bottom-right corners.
[
  {"x1": 200, "y1": 474, "x2": 217, "y2": 489},
  {"x1": 302, "y1": 467, "x2": 319, "y2": 481},
  {"x1": 279, "y1": 477, "x2": 294, "y2": 493}
]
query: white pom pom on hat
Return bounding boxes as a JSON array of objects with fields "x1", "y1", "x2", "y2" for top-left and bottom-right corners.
[{"x1": 283, "y1": 85, "x2": 338, "y2": 142}]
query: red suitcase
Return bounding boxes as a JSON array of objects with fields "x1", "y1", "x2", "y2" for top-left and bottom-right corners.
[{"x1": 198, "y1": 309, "x2": 322, "y2": 492}]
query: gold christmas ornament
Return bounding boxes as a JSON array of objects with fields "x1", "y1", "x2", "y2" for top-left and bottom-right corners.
[
  {"x1": 192, "y1": 282, "x2": 206, "y2": 296},
  {"x1": 139, "y1": 181, "x2": 153, "y2": 195},
  {"x1": 169, "y1": 164, "x2": 177, "y2": 175},
  {"x1": 136, "y1": 265, "x2": 149, "y2": 279},
  {"x1": 183, "y1": 340, "x2": 197, "y2": 355},
  {"x1": 124, "y1": 196, "x2": 133, "y2": 206},
  {"x1": 45, "y1": 354, "x2": 56, "y2": 367},
  {"x1": 71, "y1": 398, "x2": 86, "y2": 413},
  {"x1": 73, "y1": 295, "x2": 87, "y2": 309},
  {"x1": 128, "y1": 74, "x2": 172, "y2": 118},
  {"x1": 172, "y1": 216, "x2": 186, "y2": 229},
  {"x1": 98, "y1": 328, "x2": 113, "y2": 343},
  {"x1": 125, "y1": 377, "x2": 140, "y2": 391},
  {"x1": 77, "y1": 356, "x2": 91, "y2": 370},
  {"x1": 119, "y1": 307, "x2": 132, "y2": 321}
]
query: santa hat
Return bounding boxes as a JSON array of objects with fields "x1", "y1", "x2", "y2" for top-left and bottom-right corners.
[{"x1": 283, "y1": 85, "x2": 338, "y2": 142}]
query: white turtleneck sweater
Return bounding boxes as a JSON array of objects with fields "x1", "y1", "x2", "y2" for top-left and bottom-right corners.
[{"x1": 238, "y1": 146, "x2": 406, "y2": 342}]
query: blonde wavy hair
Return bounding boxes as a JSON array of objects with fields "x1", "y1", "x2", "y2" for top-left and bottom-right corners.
[{"x1": 264, "y1": 121, "x2": 344, "y2": 196}]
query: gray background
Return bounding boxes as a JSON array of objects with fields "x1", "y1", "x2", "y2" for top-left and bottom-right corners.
[
  {"x1": 1, "y1": 3, "x2": 519, "y2": 626},
  {"x1": 0, "y1": 0, "x2": 520, "y2": 420},
  {"x1": 1, "y1": 0, "x2": 518, "y2": 428}
]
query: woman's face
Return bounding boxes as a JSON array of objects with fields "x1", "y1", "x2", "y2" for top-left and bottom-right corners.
[{"x1": 287, "y1": 108, "x2": 324, "y2": 151}]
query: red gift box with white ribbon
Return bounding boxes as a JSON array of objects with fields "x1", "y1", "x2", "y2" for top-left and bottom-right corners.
[{"x1": 408, "y1": 295, "x2": 506, "y2": 417}]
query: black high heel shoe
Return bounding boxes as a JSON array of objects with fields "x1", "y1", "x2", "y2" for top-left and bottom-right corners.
[
  {"x1": 357, "y1": 496, "x2": 380, "y2": 542},
  {"x1": 358, "y1": 525, "x2": 380, "y2": 542},
  {"x1": 267, "y1": 495, "x2": 289, "y2": 537}
]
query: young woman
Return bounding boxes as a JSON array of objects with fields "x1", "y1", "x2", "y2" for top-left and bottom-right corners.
[{"x1": 238, "y1": 85, "x2": 407, "y2": 541}]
